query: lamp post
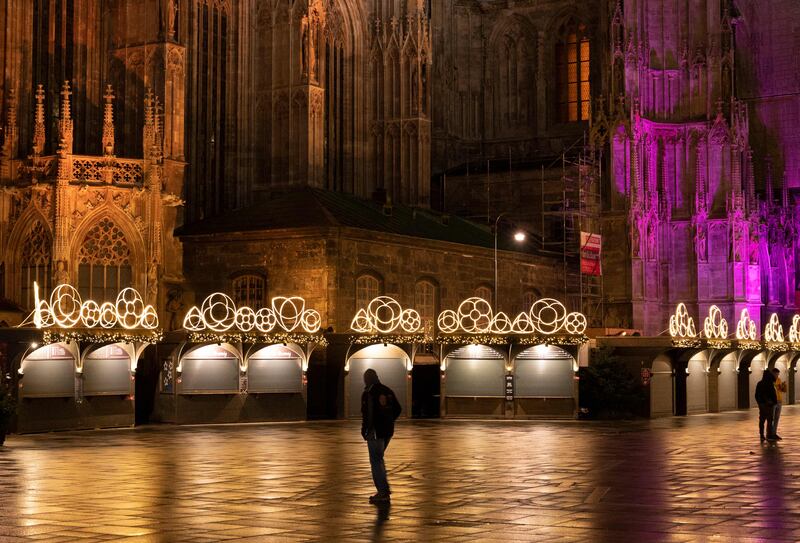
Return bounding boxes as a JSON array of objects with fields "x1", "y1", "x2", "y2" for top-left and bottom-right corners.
[{"x1": 494, "y1": 212, "x2": 526, "y2": 310}]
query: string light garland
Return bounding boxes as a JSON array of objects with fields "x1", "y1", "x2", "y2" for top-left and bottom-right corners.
[
  {"x1": 348, "y1": 334, "x2": 426, "y2": 345},
  {"x1": 42, "y1": 329, "x2": 163, "y2": 345},
  {"x1": 187, "y1": 331, "x2": 328, "y2": 347},
  {"x1": 183, "y1": 293, "x2": 322, "y2": 334}
]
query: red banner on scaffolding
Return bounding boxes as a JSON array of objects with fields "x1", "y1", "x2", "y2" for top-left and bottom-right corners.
[{"x1": 580, "y1": 232, "x2": 602, "y2": 276}]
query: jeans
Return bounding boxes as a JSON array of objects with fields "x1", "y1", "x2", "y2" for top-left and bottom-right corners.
[
  {"x1": 772, "y1": 403, "x2": 783, "y2": 436},
  {"x1": 758, "y1": 403, "x2": 775, "y2": 438},
  {"x1": 367, "y1": 436, "x2": 391, "y2": 494}
]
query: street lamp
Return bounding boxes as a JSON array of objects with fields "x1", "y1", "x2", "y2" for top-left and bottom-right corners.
[{"x1": 494, "y1": 212, "x2": 527, "y2": 310}]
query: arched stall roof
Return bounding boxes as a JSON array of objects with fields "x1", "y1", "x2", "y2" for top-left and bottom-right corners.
[
  {"x1": 346, "y1": 343, "x2": 412, "y2": 371},
  {"x1": 81, "y1": 342, "x2": 138, "y2": 372},
  {"x1": 440, "y1": 344, "x2": 508, "y2": 369}
]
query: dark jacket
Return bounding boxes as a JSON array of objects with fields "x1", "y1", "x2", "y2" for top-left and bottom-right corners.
[
  {"x1": 755, "y1": 371, "x2": 778, "y2": 405},
  {"x1": 361, "y1": 382, "x2": 402, "y2": 440}
]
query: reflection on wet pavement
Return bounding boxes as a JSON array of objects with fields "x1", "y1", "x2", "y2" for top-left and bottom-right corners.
[{"x1": 1, "y1": 408, "x2": 800, "y2": 542}]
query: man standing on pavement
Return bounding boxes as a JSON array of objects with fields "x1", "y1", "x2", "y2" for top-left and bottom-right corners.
[
  {"x1": 361, "y1": 368, "x2": 402, "y2": 504},
  {"x1": 755, "y1": 369, "x2": 778, "y2": 443},
  {"x1": 771, "y1": 367, "x2": 786, "y2": 441}
]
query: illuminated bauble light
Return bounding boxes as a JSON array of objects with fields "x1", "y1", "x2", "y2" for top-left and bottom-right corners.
[
  {"x1": 530, "y1": 298, "x2": 568, "y2": 335},
  {"x1": 24, "y1": 282, "x2": 159, "y2": 331},
  {"x1": 764, "y1": 313, "x2": 784, "y2": 343},
  {"x1": 669, "y1": 303, "x2": 696, "y2": 338},
  {"x1": 703, "y1": 305, "x2": 728, "y2": 340},
  {"x1": 735, "y1": 308, "x2": 758, "y2": 341},
  {"x1": 457, "y1": 297, "x2": 493, "y2": 334},
  {"x1": 564, "y1": 312, "x2": 588, "y2": 335},
  {"x1": 514, "y1": 232, "x2": 526, "y2": 242},
  {"x1": 789, "y1": 315, "x2": 800, "y2": 343},
  {"x1": 437, "y1": 309, "x2": 459, "y2": 334},
  {"x1": 350, "y1": 296, "x2": 423, "y2": 334},
  {"x1": 272, "y1": 296, "x2": 305, "y2": 332},
  {"x1": 491, "y1": 312, "x2": 513, "y2": 334},
  {"x1": 512, "y1": 312, "x2": 534, "y2": 333},
  {"x1": 183, "y1": 293, "x2": 321, "y2": 334}
]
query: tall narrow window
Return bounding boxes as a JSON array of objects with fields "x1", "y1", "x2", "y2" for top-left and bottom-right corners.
[
  {"x1": 19, "y1": 221, "x2": 52, "y2": 309},
  {"x1": 556, "y1": 21, "x2": 590, "y2": 122},
  {"x1": 356, "y1": 274, "x2": 381, "y2": 310},
  {"x1": 77, "y1": 218, "x2": 132, "y2": 302},
  {"x1": 414, "y1": 280, "x2": 437, "y2": 328},
  {"x1": 232, "y1": 274, "x2": 266, "y2": 309}
]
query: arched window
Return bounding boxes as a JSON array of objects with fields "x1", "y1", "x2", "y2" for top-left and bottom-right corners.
[
  {"x1": 556, "y1": 20, "x2": 590, "y2": 122},
  {"x1": 77, "y1": 218, "x2": 132, "y2": 302},
  {"x1": 20, "y1": 221, "x2": 52, "y2": 309},
  {"x1": 232, "y1": 274, "x2": 266, "y2": 309},
  {"x1": 356, "y1": 273, "x2": 381, "y2": 309},
  {"x1": 523, "y1": 290, "x2": 540, "y2": 310},
  {"x1": 415, "y1": 280, "x2": 437, "y2": 328},
  {"x1": 474, "y1": 286, "x2": 493, "y2": 305}
]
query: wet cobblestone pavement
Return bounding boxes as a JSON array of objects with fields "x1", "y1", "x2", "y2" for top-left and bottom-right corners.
[{"x1": 2, "y1": 408, "x2": 800, "y2": 542}]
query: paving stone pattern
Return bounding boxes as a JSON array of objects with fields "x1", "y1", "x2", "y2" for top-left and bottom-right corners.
[{"x1": 2, "y1": 409, "x2": 800, "y2": 542}]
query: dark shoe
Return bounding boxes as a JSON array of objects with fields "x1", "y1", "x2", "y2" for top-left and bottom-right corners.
[
  {"x1": 767, "y1": 436, "x2": 778, "y2": 442},
  {"x1": 369, "y1": 493, "x2": 390, "y2": 504},
  {"x1": 760, "y1": 435, "x2": 766, "y2": 442},
  {"x1": 775, "y1": 435, "x2": 783, "y2": 441}
]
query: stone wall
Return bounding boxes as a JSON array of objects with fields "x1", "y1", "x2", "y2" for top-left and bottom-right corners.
[{"x1": 182, "y1": 227, "x2": 563, "y2": 333}]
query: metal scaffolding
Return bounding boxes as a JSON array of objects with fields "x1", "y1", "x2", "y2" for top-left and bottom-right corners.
[{"x1": 541, "y1": 142, "x2": 603, "y2": 326}]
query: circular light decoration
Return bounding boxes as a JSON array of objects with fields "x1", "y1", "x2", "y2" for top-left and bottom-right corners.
[
  {"x1": 437, "y1": 309, "x2": 459, "y2": 334},
  {"x1": 235, "y1": 306, "x2": 257, "y2": 332},
  {"x1": 764, "y1": 313, "x2": 784, "y2": 343},
  {"x1": 50, "y1": 284, "x2": 83, "y2": 328},
  {"x1": 139, "y1": 305, "x2": 159, "y2": 329},
  {"x1": 80, "y1": 300, "x2": 102, "y2": 328},
  {"x1": 529, "y1": 298, "x2": 568, "y2": 335},
  {"x1": 182, "y1": 293, "x2": 322, "y2": 334},
  {"x1": 564, "y1": 312, "x2": 588, "y2": 335},
  {"x1": 457, "y1": 297, "x2": 493, "y2": 334},
  {"x1": 512, "y1": 312, "x2": 534, "y2": 334},
  {"x1": 254, "y1": 307, "x2": 277, "y2": 333},
  {"x1": 669, "y1": 303, "x2": 697, "y2": 338},
  {"x1": 350, "y1": 296, "x2": 423, "y2": 334},
  {"x1": 703, "y1": 305, "x2": 728, "y2": 340},
  {"x1": 790, "y1": 315, "x2": 800, "y2": 343},
  {"x1": 183, "y1": 306, "x2": 204, "y2": 331},
  {"x1": 350, "y1": 308, "x2": 371, "y2": 333},
  {"x1": 491, "y1": 312, "x2": 513, "y2": 334},
  {"x1": 301, "y1": 309, "x2": 322, "y2": 334},
  {"x1": 735, "y1": 308, "x2": 758, "y2": 341},
  {"x1": 25, "y1": 282, "x2": 159, "y2": 331},
  {"x1": 116, "y1": 288, "x2": 146, "y2": 329},
  {"x1": 201, "y1": 292, "x2": 237, "y2": 332},
  {"x1": 399, "y1": 309, "x2": 422, "y2": 333},
  {"x1": 273, "y1": 296, "x2": 305, "y2": 332},
  {"x1": 367, "y1": 296, "x2": 403, "y2": 333}
]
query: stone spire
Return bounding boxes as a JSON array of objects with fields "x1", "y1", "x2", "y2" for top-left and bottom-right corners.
[
  {"x1": 32, "y1": 84, "x2": 46, "y2": 157},
  {"x1": 745, "y1": 147, "x2": 757, "y2": 214},
  {"x1": 102, "y1": 84, "x2": 115, "y2": 157},
  {"x1": 765, "y1": 157, "x2": 774, "y2": 206},
  {"x1": 57, "y1": 81, "x2": 73, "y2": 155},
  {"x1": 2, "y1": 89, "x2": 17, "y2": 160}
]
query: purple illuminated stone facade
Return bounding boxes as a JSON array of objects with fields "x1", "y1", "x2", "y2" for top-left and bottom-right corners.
[{"x1": 602, "y1": 0, "x2": 799, "y2": 334}]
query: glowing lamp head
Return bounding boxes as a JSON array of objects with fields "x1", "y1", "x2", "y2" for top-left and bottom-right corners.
[{"x1": 513, "y1": 231, "x2": 526, "y2": 242}]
